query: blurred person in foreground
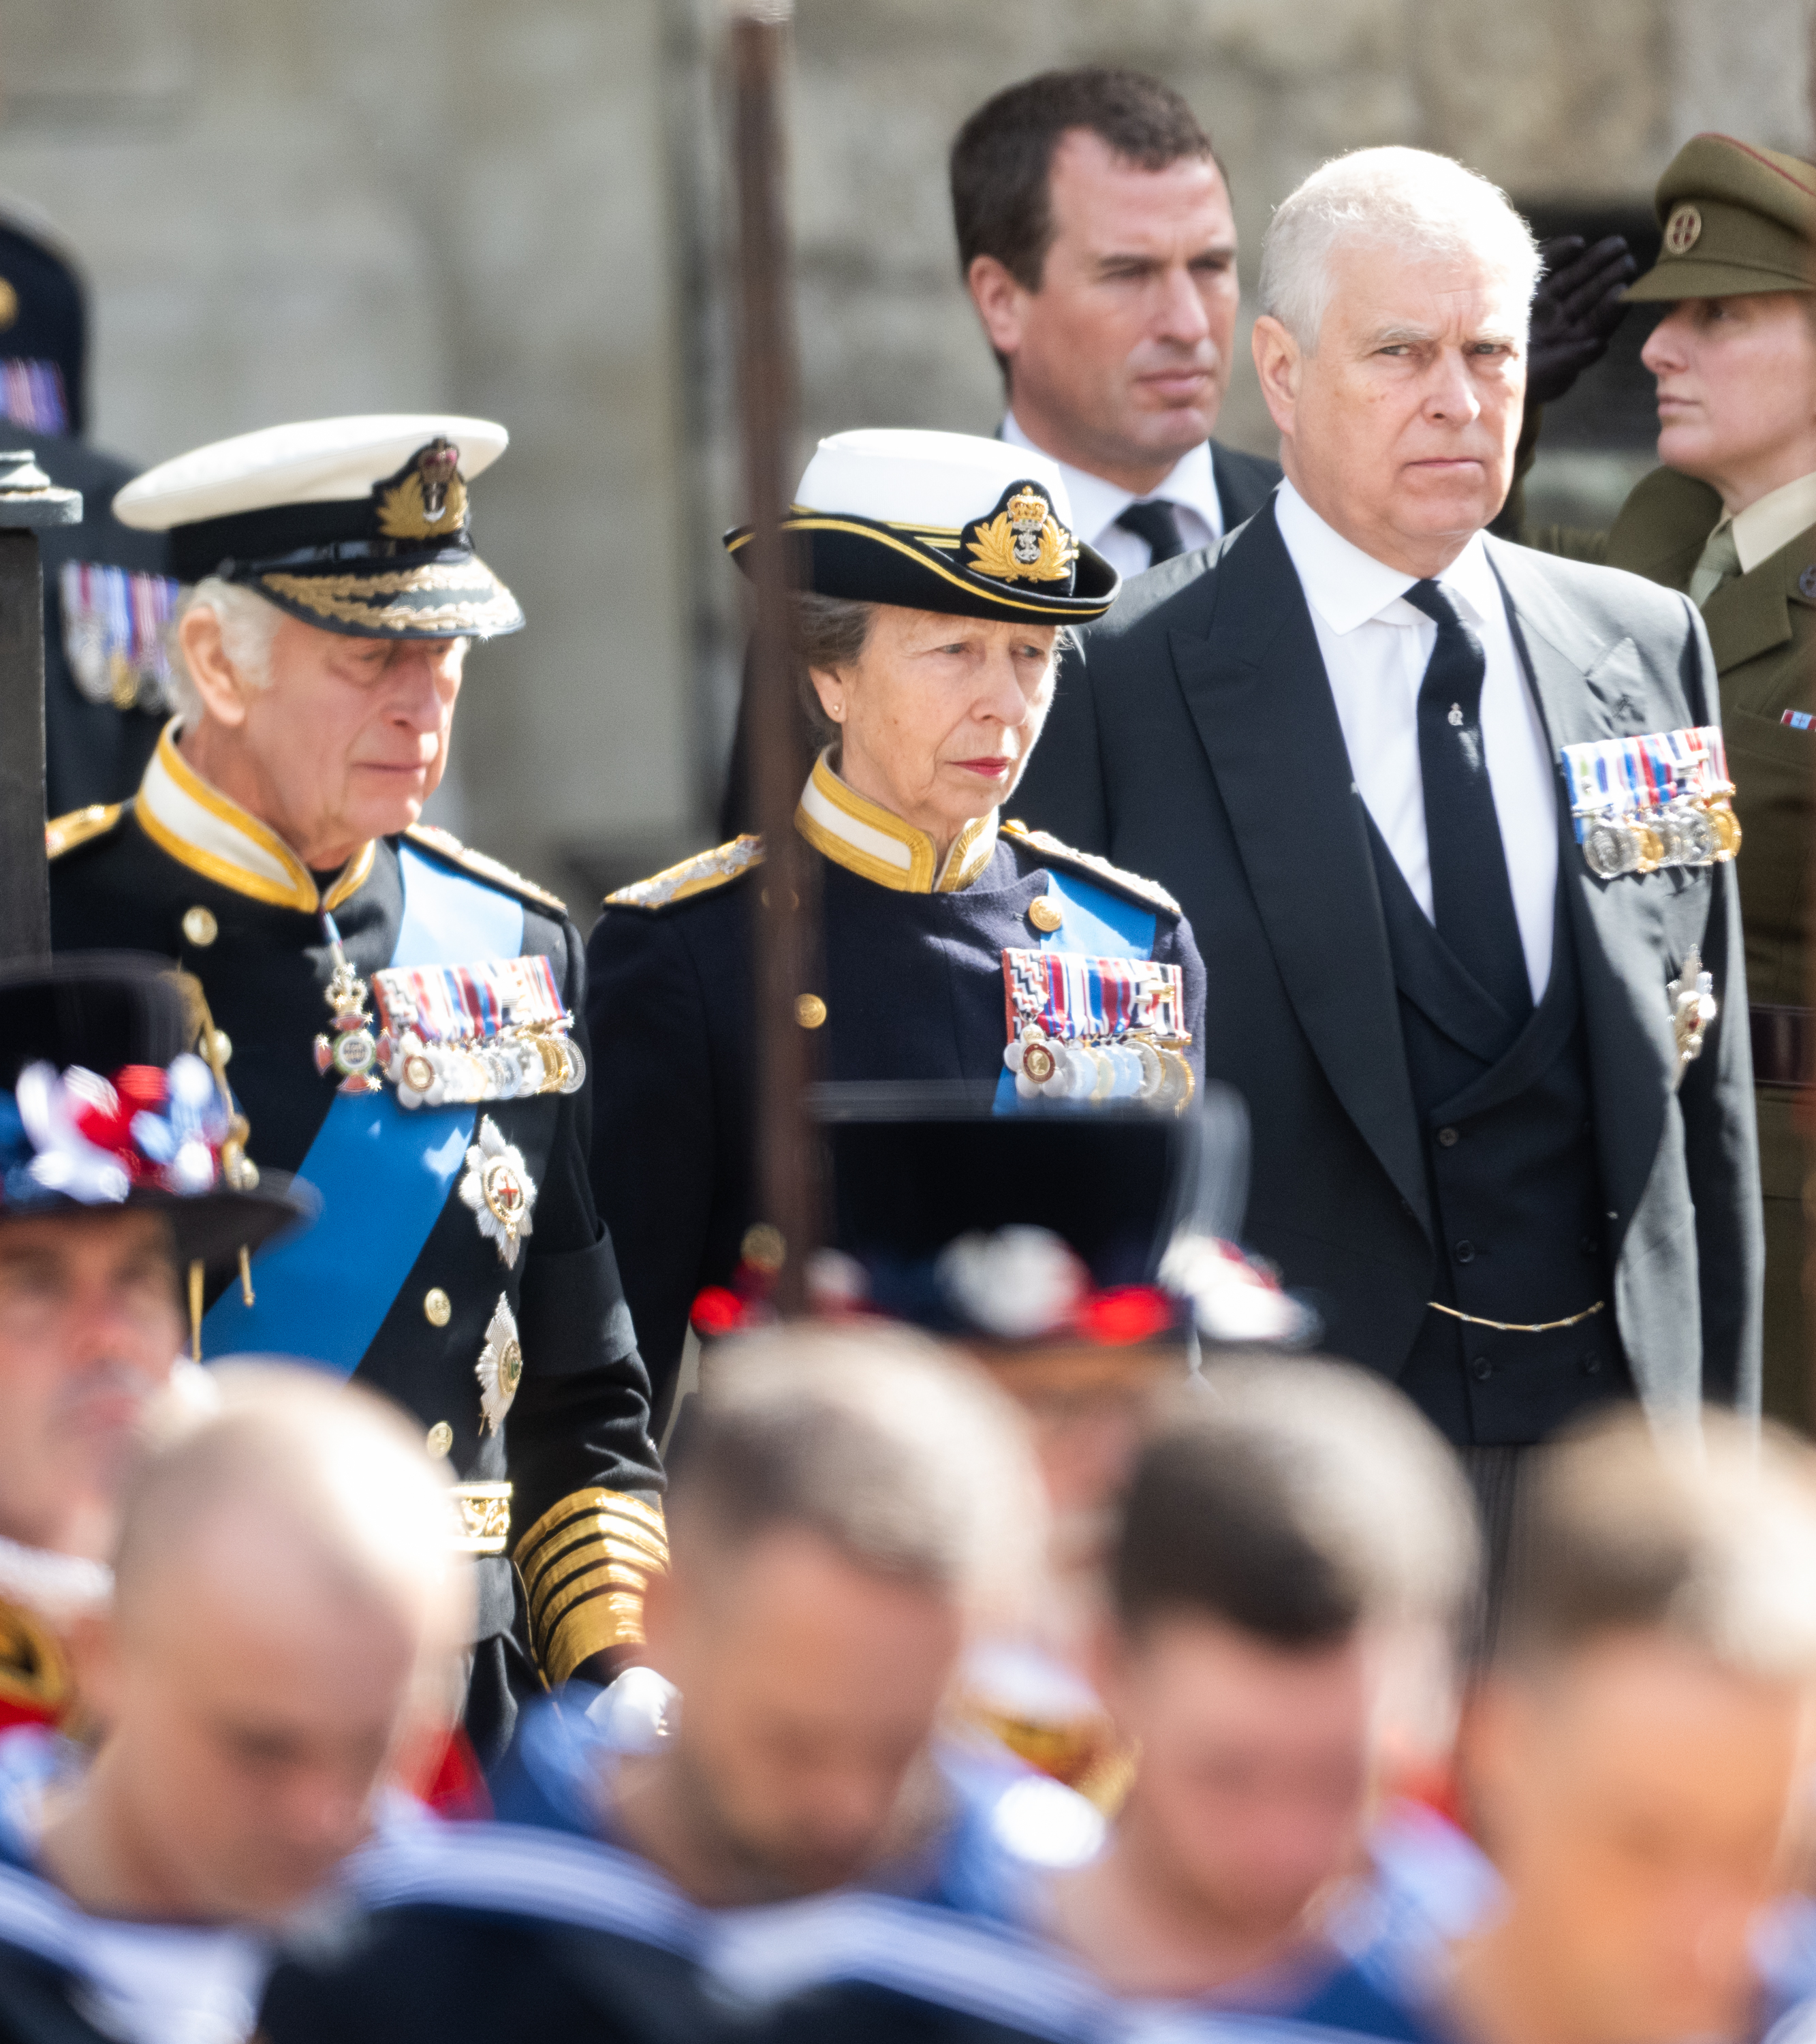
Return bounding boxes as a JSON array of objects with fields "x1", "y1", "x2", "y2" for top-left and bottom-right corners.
[
  {"x1": 48, "y1": 416, "x2": 666, "y2": 1751},
  {"x1": 1298, "y1": 1409, "x2": 1816, "y2": 2044},
  {"x1": 805, "y1": 1103, "x2": 1312, "y2": 1808},
  {"x1": 1016, "y1": 144, "x2": 1761, "y2": 1530},
  {"x1": 706, "y1": 1359, "x2": 1494, "y2": 2041},
  {"x1": 0, "y1": 955, "x2": 303, "y2": 1739},
  {"x1": 0, "y1": 1366, "x2": 470, "y2": 2044},
  {"x1": 259, "y1": 1330, "x2": 1077, "y2": 2043},
  {"x1": 1505, "y1": 136, "x2": 1816, "y2": 1431}
]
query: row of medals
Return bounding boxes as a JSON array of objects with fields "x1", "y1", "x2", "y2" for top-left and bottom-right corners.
[
  {"x1": 1576, "y1": 792, "x2": 1741, "y2": 882},
  {"x1": 313, "y1": 958, "x2": 584, "y2": 1105},
  {"x1": 1004, "y1": 1023, "x2": 1194, "y2": 1109}
]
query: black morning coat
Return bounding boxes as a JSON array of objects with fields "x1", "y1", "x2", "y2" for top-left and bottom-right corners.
[
  {"x1": 1013, "y1": 497, "x2": 1764, "y2": 1429},
  {"x1": 48, "y1": 785, "x2": 663, "y2": 1742},
  {"x1": 585, "y1": 810, "x2": 1208, "y2": 1422}
]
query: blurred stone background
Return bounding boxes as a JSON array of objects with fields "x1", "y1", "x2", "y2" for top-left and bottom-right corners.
[{"x1": 0, "y1": 0, "x2": 1808, "y2": 901}]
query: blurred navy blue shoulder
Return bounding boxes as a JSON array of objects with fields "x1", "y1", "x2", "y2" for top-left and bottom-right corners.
[{"x1": 403, "y1": 822, "x2": 567, "y2": 917}]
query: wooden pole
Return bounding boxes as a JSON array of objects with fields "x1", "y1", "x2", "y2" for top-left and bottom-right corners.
[
  {"x1": 730, "y1": 0, "x2": 821, "y2": 1310},
  {"x1": 0, "y1": 455, "x2": 80, "y2": 962}
]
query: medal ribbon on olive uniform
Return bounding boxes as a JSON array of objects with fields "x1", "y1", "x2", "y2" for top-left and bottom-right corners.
[{"x1": 200, "y1": 843, "x2": 522, "y2": 1370}]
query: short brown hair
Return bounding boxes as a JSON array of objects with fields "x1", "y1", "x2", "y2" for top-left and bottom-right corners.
[
  {"x1": 674, "y1": 1327, "x2": 1042, "y2": 1620},
  {"x1": 1497, "y1": 1410, "x2": 1816, "y2": 1681},
  {"x1": 1110, "y1": 1360, "x2": 1479, "y2": 1649},
  {"x1": 950, "y1": 67, "x2": 1219, "y2": 294}
]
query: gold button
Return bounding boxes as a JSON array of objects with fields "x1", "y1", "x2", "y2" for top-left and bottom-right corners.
[
  {"x1": 796, "y1": 993, "x2": 827, "y2": 1029},
  {"x1": 1027, "y1": 895, "x2": 1064, "y2": 934},
  {"x1": 182, "y1": 905, "x2": 219, "y2": 947},
  {"x1": 209, "y1": 1027, "x2": 232, "y2": 1066},
  {"x1": 423, "y1": 1286, "x2": 452, "y2": 1327},
  {"x1": 426, "y1": 1421, "x2": 454, "y2": 1459},
  {"x1": 741, "y1": 1222, "x2": 786, "y2": 1273}
]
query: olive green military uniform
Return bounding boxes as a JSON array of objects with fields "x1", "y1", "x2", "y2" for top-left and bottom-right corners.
[{"x1": 1510, "y1": 135, "x2": 1816, "y2": 1427}]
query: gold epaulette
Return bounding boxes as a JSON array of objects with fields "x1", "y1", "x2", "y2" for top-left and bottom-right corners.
[
  {"x1": 514, "y1": 1489, "x2": 669, "y2": 1685},
  {"x1": 46, "y1": 802, "x2": 124, "y2": 859},
  {"x1": 1002, "y1": 819, "x2": 1183, "y2": 916},
  {"x1": 604, "y1": 834, "x2": 764, "y2": 912},
  {"x1": 404, "y1": 822, "x2": 566, "y2": 916}
]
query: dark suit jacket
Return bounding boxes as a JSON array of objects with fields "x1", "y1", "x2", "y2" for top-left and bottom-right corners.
[
  {"x1": 1012, "y1": 501, "x2": 1763, "y2": 1420},
  {"x1": 716, "y1": 437, "x2": 1285, "y2": 839}
]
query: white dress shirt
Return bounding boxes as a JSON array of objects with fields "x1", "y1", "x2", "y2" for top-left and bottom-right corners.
[
  {"x1": 1273, "y1": 480, "x2": 1559, "y2": 1005},
  {"x1": 1001, "y1": 412, "x2": 1224, "y2": 577}
]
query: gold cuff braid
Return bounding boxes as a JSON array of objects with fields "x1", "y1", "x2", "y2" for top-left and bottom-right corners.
[{"x1": 513, "y1": 1489, "x2": 668, "y2": 1685}]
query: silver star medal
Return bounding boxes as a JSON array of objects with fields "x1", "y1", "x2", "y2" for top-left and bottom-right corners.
[
  {"x1": 475, "y1": 1293, "x2": 524, "y2": 1435},
  {"x1": 458, "y1": 1115, "x2": 537, "y2": 1267}
]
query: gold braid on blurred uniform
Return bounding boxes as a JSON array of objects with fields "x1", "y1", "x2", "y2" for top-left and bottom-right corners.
[{"x1": 513, "y1": 1490, "x2": 669, "y2": 1682}]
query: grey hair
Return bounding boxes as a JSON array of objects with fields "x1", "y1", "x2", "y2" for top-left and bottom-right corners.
[
  {"x1": 1259, "y1": 145, "x2": 1541, "y2": 353},
  {"x1": 680, "y1": 1325, "x2": 1046, "y2": 1629},
  {"x1": 166, "y1": 577, "x2": 283, "y2": 729},
  {"x1": 796, "y1": 592, "x2": 876, "y2": 750}
]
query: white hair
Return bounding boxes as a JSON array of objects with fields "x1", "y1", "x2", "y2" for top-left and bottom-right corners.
[
  {"x1": 166, "y1": 576, "x2": 283, "y2": 728},
  {"x1": 1259, "y1": 145, "x2": 1541, "y2": 352}
]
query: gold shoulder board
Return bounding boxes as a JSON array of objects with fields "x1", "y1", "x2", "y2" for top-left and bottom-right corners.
[
  {"x1": 605, "y1": 835, "x2": 765, "y2": 912},
  {"x1": 46, "y1": 802, "x2": 123, "y2": 860},
  {"x1": 1001, "y1": 820, "x2": 1183, "y2": 917},
  {"x1": 404, "y1": 823, "x2": 567, "y2": 916}
]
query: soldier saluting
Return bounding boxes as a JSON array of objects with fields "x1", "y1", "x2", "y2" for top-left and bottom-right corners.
[{"x1": 46, "y1": 416, "x2": 666, "y2": 1756}]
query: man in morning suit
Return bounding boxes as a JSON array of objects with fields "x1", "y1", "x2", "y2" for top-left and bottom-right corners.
[
  {"x1": 47, "y1": 416, "x2": 665, "y2": 1759},
  {"x1": 1014, "y1": 146, "x2": 1762, "y2": 1541}
]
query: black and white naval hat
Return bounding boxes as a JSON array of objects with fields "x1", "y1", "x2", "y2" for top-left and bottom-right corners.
[
  {"x1": 112, "y1": 414, "x2": 523, "y2": 641},
  {"x1": 724, "y1": 428, "x2": 1121, "y2": 624}
]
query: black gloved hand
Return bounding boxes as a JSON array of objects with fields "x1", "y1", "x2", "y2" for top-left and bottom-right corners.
[{"x1": 1526, "y1": 234, "x2": 1638, "y2": 406}]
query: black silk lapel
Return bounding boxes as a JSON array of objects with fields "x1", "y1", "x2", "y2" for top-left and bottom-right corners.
[
  {"x1": 1170, "y1": 504, "x2": 1430, "y2": 1229},
  {"x1": 1487, "y1": 542, "x2": 1668, "y2": 1233}
]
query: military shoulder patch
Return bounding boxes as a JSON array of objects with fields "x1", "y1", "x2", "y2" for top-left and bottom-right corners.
[
  {"x1": 46, "y1": 801, "x2": 124, "y2": 860},
  {"x1": 1002, "y1": 820, "x2": 1183, "y2": 916},
  {"x1": 405, "y1": 824, "x2": 567, "y2": 916},
  {"x1": 605, "y1": 835, "x2": 764, "y2": 912}
]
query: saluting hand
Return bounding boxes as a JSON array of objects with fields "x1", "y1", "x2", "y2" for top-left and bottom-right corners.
[{"x1": 1526, "y1": 234, "x2": 1640, "y2": 406}]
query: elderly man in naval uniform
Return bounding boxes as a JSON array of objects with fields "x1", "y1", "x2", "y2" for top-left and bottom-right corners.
[{"x1": 46, "y1": 416, "x2": 666, "y2": 1759}]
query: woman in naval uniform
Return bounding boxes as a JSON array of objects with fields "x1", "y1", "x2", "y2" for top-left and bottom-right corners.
[{"x1": 586, "y1": 429, "x2": 1208, "y2": 1420}]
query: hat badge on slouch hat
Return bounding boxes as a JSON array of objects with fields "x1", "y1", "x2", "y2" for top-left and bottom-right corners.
[
  {"x1": 112, "y1": 414, "x2": 525, "y2": 641},
  {"x1": 722, "y1": 427, "x2": 1121, "y2": 625}
]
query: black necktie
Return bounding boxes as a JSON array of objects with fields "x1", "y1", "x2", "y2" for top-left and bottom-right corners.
[
  {"x1": 1402, "y1": 579, "x2": 1532, "y2": 1023},
  {"x1": 1114, "y1": 499, "x2": 1187, "y2": 565}
]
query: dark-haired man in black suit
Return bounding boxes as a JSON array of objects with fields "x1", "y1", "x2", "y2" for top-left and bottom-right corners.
[{"x1": 1015, "y1": 142, "x2": 1762, "y2": 1506}]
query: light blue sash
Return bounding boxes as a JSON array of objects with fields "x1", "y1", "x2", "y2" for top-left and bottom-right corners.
[
  {"x1": 202, "y1": 843, "x2": 525, "y2": 1369},
  {"x1": 993, "y1": 869, "x2": 1158, "y2": 1113}
]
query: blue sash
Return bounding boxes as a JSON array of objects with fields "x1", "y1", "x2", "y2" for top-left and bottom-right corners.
[
  {"x1": 993, "y1": 869, "x2": 1158, "y2": 1113},
  {"x1": 202, "y1": 843, "x2": 525, "y2": 1371}
]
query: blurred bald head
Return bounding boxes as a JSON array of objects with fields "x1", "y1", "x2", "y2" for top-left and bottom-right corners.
[{"x1": 42, "y1": 1367, "x2": 471, "y2": 1927}]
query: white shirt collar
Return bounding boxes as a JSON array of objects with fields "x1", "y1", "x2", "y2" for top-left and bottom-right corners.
[
  {"x1": 1725, "y1": 468, "x2": 1816, "y2": 576},
  {"x1": 1273, "y1": 477, "x2": 1500, "y2": 634},
  {"x1": 1000, "y1": 414, "x2": 1223, "y2": 549}
]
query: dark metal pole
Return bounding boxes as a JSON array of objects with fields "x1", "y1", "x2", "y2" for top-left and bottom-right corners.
[
  {"x1": 730, "y1": 0, "x2": 821, "y2": 1312},
  {"x1": 0, "y1": 454, "x2": 80, "y2": 962}
]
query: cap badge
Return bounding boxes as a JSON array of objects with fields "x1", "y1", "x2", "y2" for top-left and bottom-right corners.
[
  {"x1": 1663, "y1": 203, "x2": 1703, "y2": 256},
  {"x1": 376, "y1": 437, "x2": 469, "y2": 541},
  {"x1": 966, "y1": 482, "x2": 1079, "y2": 586}
]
